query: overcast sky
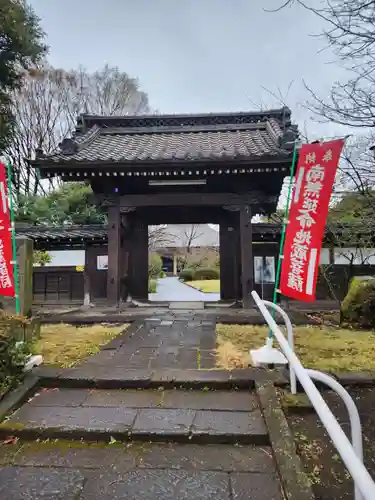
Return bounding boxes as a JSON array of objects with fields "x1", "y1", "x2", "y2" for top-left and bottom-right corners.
[{"x1": 29, "y1": 0, "x2": 350, "y2": 141}]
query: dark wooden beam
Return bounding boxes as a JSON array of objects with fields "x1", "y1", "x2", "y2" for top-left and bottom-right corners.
[
  {"x1": 129, "y1": 216, "x2": 148, "y2": 300},
  {"x1": 233, "y1": 217, "x2": 242, "y2": 300},
  {"x1": 97, "y1": 192, "x2": 270, "y2": 208},
  {"x1": 139, "y1": 206, "x2": 230, "y2": 225},
  {"x1": 239, "y1": 205, "x2": 254, "y2": 308},
  {"x1": 219, "y1": 223, "x2": 236, "y2": 300},
  {"x1": 83, "y1": 243, "x2": 91, "y2": 306},
  {"x1": 119, "y1": 214, "x2": 131, "y2": 302},
  {"x1": 107, "y1": 205, "x2": 121, "y2": 305}
]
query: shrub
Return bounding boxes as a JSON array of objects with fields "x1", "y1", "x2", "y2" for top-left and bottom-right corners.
[
  {"x1": 179, "y1": 268, "x2": 194, "y2": 282},
  {"x1": 33, "y1": 250, "x2": 52, "y2": 266},
  {"x1": 0, "y1": 315, "x2": 32, "y2": 398},
  {"x1": 148, "y1": 253, "x2": 162, "y2": 279},
  {"x1": 148, "y1": 279, "x2": 157, "y2": 293},
  {"x1": 159, "y1": 271, "x2": 167, "y2": 278},
  {"x1": 341, "y1": 276, "x2": 375, "y2": 328},
  {"x1": 193, "y1": 267, "x2": 220, "y2": 280},
  {"x1": 184, "y1": 259, "x2": 203, "y2": 271}
]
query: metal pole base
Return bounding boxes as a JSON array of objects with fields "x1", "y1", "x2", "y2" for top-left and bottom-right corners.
[
  {"x1": 24, "y1": 354, "x2": 43, "y2": 372},
  {"x1": 250, "y1": 337, "x2": 288, "y2": 367}
]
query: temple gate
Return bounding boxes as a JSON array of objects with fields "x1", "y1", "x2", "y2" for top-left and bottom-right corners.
[{"x1": 31, "y1": 108, "x2": 298, "y2": 308}]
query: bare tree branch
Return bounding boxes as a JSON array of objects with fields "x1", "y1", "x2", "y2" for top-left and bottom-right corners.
[
  {"x1": 6, "y1": 64, "x2": 150, "y2": 200},
  {"x1": 271, "y1": 1, "x2": 375, "y2": 128},
  {"x1": 182, "y1": 224, "x2": 204, "y2": 254},
  {"x1": 148, "y1": 225, "x2": 175, "y2": 250}
]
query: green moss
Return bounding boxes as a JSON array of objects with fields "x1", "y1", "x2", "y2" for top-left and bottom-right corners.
[
  {"x1": 281, "y1": 391, "x2": 313, "y2": 408},
  {"x1": 0, "y1": 421, "x2": 25, "y2": 430},
  {"x1": 20, "y1": 439, "x2": 125, "y2": 451},
  {"x1": 341, "y1": 276, "x2": 375, "y2": 327},
  {"x1": 0, "y1": 443, "x2": 23, "y2": 465}
]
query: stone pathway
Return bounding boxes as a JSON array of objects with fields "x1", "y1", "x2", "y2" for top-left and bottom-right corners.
[
  {"x1": 0, "y1": 440, "x2": 281, "y2": 499},
  {"x1": 76, "y1": 313, "x2": 217, "y2": 372},
  {"x1": 0, "y1": 312, "x2": 287, "y2": 499},
  {"x1": 149, "y1": 276, "x2": 220, "y2": 302}
]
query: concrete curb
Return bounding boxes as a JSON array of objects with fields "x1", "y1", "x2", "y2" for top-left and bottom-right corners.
[
  {"x1": 277, "y1": 368, "x2": 375, "y2": 390},
  {"x1": 34, "y1": 367, "x2": 288, "y2": 391},
  {"x1": 256, "y1": 381, "x2": 315, "y2": 500},
  {"x1": 39, "y1": 315, "x2": 144, "y2": 324},
  {"x1": 0, "y1": 375, "x2": 40, "y2": 422},
  {"x1": 0, "y1": 425, "x2": 269, "y2": 446},
  {"x1": 39, "y1": 313, "x2": 318, "y2": 326}
]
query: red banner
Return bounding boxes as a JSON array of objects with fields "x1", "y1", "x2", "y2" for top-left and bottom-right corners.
[
  {"x1": 0, "y1": 162, "x2": 15, "y2": 297},
  {"x1": 279, "y1": 139, "x2": 344, "y2": 302}
]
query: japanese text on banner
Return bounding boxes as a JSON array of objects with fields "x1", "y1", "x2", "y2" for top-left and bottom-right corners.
[
  {"x1": 279, "y1": 140, "x2": 344, "y2": 302},
  {"x1": 0, "y1": 163, "x2": 15, "y2": 297}
]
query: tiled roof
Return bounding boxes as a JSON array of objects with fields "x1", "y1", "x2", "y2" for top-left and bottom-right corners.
[
  {"x1": 16, "y1": 223, "x2": 282, "y2": 248},
  {"x1": 17, "y1": 223, "x2": 375, "y2": 249},
  {"x1": 33, "y1": 108, "x2": 298, "y2": 165},
  {"x1": 16, "y1": 225, "x2": 108, "y2": 243}
]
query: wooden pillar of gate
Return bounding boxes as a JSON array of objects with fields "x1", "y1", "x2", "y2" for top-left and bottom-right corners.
[
  {"x1": 83, "y1": 242, "x2": 93, "y2": 306},
  {"x1": 232, "y1": 212, "x2": 242, "y2": 301},
  {"x1": 220, "y1": 221, "x2": 236, "y2": 300},
  {"x1": 118, "y1": 212, "x2": 132, "y2": 303},
  {"x1": 107, "y1": 205, "x2": 121, "y2": 305},
  {"x1": 239, "y1": 205, "x2": 254, "y2": 309},
  {"x1": 129, "y1": 214, "x2": 148, "y2": 300}
]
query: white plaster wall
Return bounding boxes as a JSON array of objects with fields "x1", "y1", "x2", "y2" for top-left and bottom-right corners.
[
  {"x1": 37, "y1": 247, "x2": 375, "y2": 268},
  {"x1": 43, "y1": 250, "x2": 85, "y2": 267},
  {"x1": 334, "y1": 248, "x2": 375, "y2": 265},
  {"x1": 319, "y1": 248, "x2": 330, "y2": 265}
]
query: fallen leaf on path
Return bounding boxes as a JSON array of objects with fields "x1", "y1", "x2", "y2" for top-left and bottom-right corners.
[{"x1": 3, "y1": 436, "x2": 19, "y2": 445}]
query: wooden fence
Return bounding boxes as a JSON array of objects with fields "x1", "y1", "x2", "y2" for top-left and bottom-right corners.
[
  {"x1": 33, "y1": 267, "x2": 84, "y2": 304},
  {"x1": 32, "y1": 264, "x2": 375, "y2": 305}
]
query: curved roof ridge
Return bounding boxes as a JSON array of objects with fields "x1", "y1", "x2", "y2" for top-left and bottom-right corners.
[{"x1": 78, "y1": 107, "x2": 292, "y2": 131}]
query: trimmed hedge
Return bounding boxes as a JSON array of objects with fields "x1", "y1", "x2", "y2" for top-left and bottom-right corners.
[
  {"x1": 0, "y1": 315, "x2": 34, "y2": 399},
  {"x1": 179, "y1": 268, "x2": 195, "y2": 282},
  {"x1": 179, "y1": 267, "x2": 220, "y2": 282},
  {"x1": 341, "y1": 276, "x2": 375, "y2": 328},
  {"x1": 193, "y1": 267, "x2": 220, "y2": 280}
]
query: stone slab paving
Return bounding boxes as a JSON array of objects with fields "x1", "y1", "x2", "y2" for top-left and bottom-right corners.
[
  {"x1": 0, "y1": 441, "x2": 283, "y2": 499},
  {"x1": 1, "y1": 388, "x2": 267, "y2": 443},
  {"x1": 0, "y1": 312, "x2": 286, "y2": 498},
  {"x1": 149, "y1": 276, "x2": 220, "y2": 302},
  {"x1": 74, "y1": 313, "x2": 217, "y2": 373}
]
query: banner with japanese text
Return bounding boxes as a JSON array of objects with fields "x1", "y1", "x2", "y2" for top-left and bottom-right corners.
[
  {"x1": 0, "y1": 162, "x2": 15, "y2": 297},
  {"x1": 279, "y1": 139, "x2": 344, "y2": 302}
]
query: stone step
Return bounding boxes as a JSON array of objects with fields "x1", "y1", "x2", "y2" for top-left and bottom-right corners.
[
  {"x1": 169, "y1": 301, "x2": 205, "y2": 310},
  {"x1": 0, "y1": 388, "x2": 269, "y2": 445},
  {"x1": 0, "y1": 441, "x2": 284, "y2": 499},
  {"x1": 34, "y1": 367, "x2": 287, "y2": 391}
]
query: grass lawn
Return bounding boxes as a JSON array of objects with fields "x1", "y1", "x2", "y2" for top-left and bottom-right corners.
[
  {"x1": 189, "y1": 279, "x2": 220, "y2": 293},
  {"x1": 216, "y1": 324, "x2": 375, "y2": 373},
  {"x1": 32, "y1": 323, "x2": 127, "y2": 368}
]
